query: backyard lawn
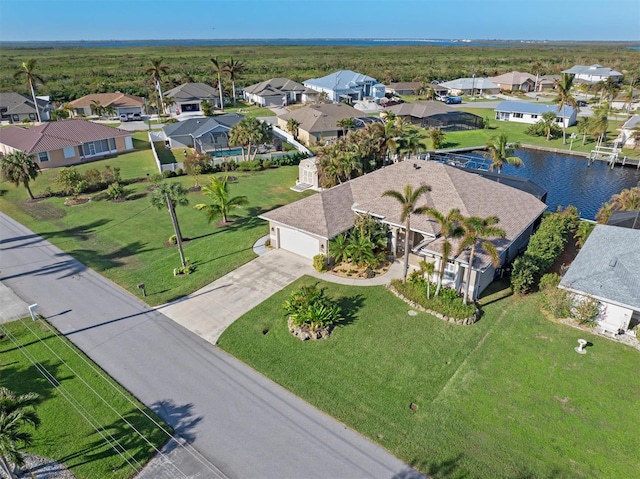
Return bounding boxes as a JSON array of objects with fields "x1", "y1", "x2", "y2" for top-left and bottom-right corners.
[
  {"x1": 217, "y1": 276, "x2": 640, "y2": 479},
  {"x1": 0, "y1": 319, "x2": 169, "y2": 478},
  {"x1": 0, "y1": 135, "x2": 311, "y2": 305}
]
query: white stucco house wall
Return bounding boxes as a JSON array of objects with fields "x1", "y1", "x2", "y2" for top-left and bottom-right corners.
[
  {"x1": 562, "y1": 64, "x2": 623, "y2": 83},
  {"x1": 494, "y1": 101, "x2": 577, "y2": 128},
  {"x1": 303, "y1": 70, "x2": 385, "y2": 103}
]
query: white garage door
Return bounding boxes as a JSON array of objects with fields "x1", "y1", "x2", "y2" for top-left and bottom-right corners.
[{"x1": 279, "y1": 227, "x2": 319, "y2": 259}]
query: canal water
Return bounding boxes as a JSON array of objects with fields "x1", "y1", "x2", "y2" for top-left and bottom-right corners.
[{"x1": 485, "y1": 149, "x2": 640, "y2": 220}]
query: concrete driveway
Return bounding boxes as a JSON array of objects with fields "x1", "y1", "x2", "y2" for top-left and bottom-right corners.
[{"x1": 159, "y1": 249, "x2": 308, "y2": 344}]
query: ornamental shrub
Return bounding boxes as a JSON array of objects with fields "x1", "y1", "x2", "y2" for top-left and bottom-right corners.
[
  {"x1": 106, "y1": 181, "x2": 126, "y2": 200},
  {"x1": 313, "y1": 254, "x2": 327, "y2": 272},
  {"x1": 282, "y1": 284, "x2": 343, "y2": 329}
]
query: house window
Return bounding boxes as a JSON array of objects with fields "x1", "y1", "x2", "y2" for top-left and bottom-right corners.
[
  {"x1": 63, "y1": 146, "x2": 75, "y2": 159},
  {"x1": 443, "y1": 261, "x2": 456, "y2": 282},
  {"x1": 555, "y1": 118, "x2": 563, "y2": 123},
  {"x1": 513, "y1": 113, "x2": 523, "y2": 118},
  {"x1": 29, "y1": 113, "x2": 36, "y2": 120},
  {"x1": 109, "y1": 138, "x2": 116, "y2": 150},
  {"x1": 38, "y1": 151, "x2": 49, "y2": 163},
  {"x1": 531, "y1": 115, "x2": 538, "y2": 119},
  {"x1": 12, "y1": 114, "x2": 19, "y2": 122}
]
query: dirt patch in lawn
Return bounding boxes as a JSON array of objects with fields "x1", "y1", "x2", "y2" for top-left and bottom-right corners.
[{"x1": 20, "y1": 201, "x2": 67, "y2": 220}]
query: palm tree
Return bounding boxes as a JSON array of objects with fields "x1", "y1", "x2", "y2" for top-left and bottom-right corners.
[
  {"x1": 418, "y1": 260, "x2": 436, "y2": 299},
  {"x1": 14, "y1": 59, "x2": 45, "y2": 123},
  {"x1": 150, "y1": 182, "x2": 189, "y2": 267},
  {"x1": 425, "y1": 208, "x2": 464, "y2": 296},
  {"x1": 344, "y1": 234, "x2": 375, "y2": 267},
  {"x1": 145, "y1": 58, "x2": 169, "y2": 116},
  {"x1": 540, "y1": 111, "x2": 558, "y2": 141},
  {"x1": 90, "y1": 100, "x2": 104, "y2": 117},
  {"x1": 576, "y1": 116, "x2": 593, "y2": 145},
  {"x1": 103, "y1": 104, "x2": 116, "y2": 119},
  {"x1": 382, "y1": 183, "x2": 432, "y2": 282},
  {"x1": 457, "y1": 216, "x2": 506, "y2": 305},
  {"x1": 1, "y1": 151, "x2": 40, "y2": 200},
  {"x1": 162, "y1": 95, "x2": 176, "y2": 116},
  {"x1": 210, "y1": 57, "x2": 225, "y2": 110},
  {"x1": 329, "y1": 233, "x2": 350, "y2": 265},
  {"x1": 223, "y1": 57, "x2": 245, "y2": 106},
  {"x1": 194, "y1": 175, "x2": 249, "y2": 225},
  {"x1": 286, "y1": 118, "x2": 300, "y2": 139},
  {"x1": 0, "y1": 387, "x2": 40, "y2": 479},
  {"x1": 621, "y1": 85, "x2": 635, "y2": 114},
  {"x1": 229, "y1": 117, "x2": 273, "y2": 161},
  {"x1": 336, "y1": 117, "x2": 357, "y2": 137},
  {"x1": 554, "y1": 73, "x2": 577, "y2": 144},
  {"x1": 484, "y1": 133, "x2": 523, "y2": 174},
  {"x1": 590, "y1": 103, "x2": 610, "y2": 145}
]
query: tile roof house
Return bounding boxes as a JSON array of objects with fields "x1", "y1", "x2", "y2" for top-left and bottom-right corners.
[
  {"x1": 559, "y1": 225, "x2": 640, "y2": 336},
  {"x1": 494, "y1": 101, "x2": 577, "y2": 128},
  {"x1": 0, "y1": 92, "x2": 51, "y2": 123},
  {"x1": 385, "y1": 82, "x2": 422, "y2": 96},
  {"x1": 488, "y1": 71, "x2": 536, "y2": 92},
  {"x1": 161, "y1": 113, "x2": 244, "y2": 153},
  {"x1": 242, "y1": 78, "x2": 317, "y2": 107},
  {"x1": 261, "y1": 161, "x2": 546, "y2": 300},
  {"x1": 276, "y1": 103, "x2": 366, "y2": 146},
  {"x1": 384, "y1": 101, "x2": 484, "y2": 131},
  {"x1": 164, "y1": 82, "x2": 222, "y2": 114},
  {"x1": 68, "y1": 92, "x2": 144, "y2": 117},
  {"x1": 536, "y1": 75, "x2": 560, "y2": 91},
  {"x1": 0, "y1": 119, "x2": 133, "y2": 168},
  {"x1": 562, "y1": 64, "x2": 623, "y2": 83},
  {"x1": 303, "y1": 70, "x2": 385, "y2": 103},
  {"x1": 439, "y1": 77, "x2": 500, "y2": 96}
]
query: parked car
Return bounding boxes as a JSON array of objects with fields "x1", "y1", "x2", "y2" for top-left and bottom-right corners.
[
  {"x1": 444, "y1": 96, "x2": 463, "y2": 104},
  {"x1": 131, "y1": 113, "x2": 142, "y2": 121},
  {"x1": 119, "y1": 114, "x2": 128, "y2": 122}
]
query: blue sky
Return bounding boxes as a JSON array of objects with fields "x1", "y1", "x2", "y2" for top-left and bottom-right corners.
[{"x1": 1, "y1": 0, "x2": 638, "y2": 42}]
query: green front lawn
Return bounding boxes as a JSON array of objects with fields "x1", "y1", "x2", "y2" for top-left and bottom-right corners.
[
  {"x1": 218, "y1": 276, "x2": 639, "y2": 479},
  {"x1": 0, "y1": 139, "x2": 311, "y2": 305},
  {"x1": 0, "y1": 319, "x2": 169, "y2": 478}
]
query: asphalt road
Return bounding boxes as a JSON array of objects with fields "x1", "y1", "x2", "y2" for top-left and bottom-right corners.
[{"x1": 0, "y1": 213, "x2": 420, "y2": 479}]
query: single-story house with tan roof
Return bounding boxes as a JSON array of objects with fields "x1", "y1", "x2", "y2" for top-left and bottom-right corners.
[
  {"x1": 68, "y1": 92, "x2": 144, "y2": 117},
  {"x1": 488, "y1": 71, "x2": 536, "y2": 92},
  {"x1": 535, "y1": 75, "x2": 559, "y2": 92},
  {"x1": 385, "y1": 82, "x2": 422, "y2": 96},
  {"x1": 384, "y1": 101, "x2": 484, "y2": 131},
  {"x1": 261, "y1": 161, "x2": 547, "y2": 300},
  {"x1": 276, "y1": 103, "x2": 367, "y2": 146},
  {"x1": 0, "y1": 119, "x2": 134, "y2": 168},
  {"x1": 242, "y1": 78, "x2": 318, "y2": 107}
]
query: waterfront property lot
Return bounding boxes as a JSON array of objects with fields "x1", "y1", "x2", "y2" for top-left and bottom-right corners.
[
  {"x1": 0, "y1": 136, "x2": 311, "y2": 305},
  {"x1": 0, "y1": 319, "x2": 170, "y2": 479},
  {"x1": 217, "y1": 276, "x2": 640, "y2": 479}
]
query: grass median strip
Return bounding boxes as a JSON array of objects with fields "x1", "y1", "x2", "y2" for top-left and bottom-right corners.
[{"x1": 0, "y1": 318, "x2": 171, "y2": 479}]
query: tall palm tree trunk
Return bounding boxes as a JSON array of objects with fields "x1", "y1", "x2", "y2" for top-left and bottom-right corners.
[
  {"x1": 562, "y1": 104, "x2": 567, "y2": 144},
  {"x1": 28, "y1": 79, "x2": 41, "y2": 123},
  {"x1": 165, "y1": 192, "x2": 186, "y2": 267},
  {"x1": 23, "y1": 179, "x2": 35, "y2": 200},
  {"x1": 463, "y1": 246, "x2": 476, "y2": 305},
  {"x1": 402, "y1": 217, "x2": 411, "y2": 282},
  {"x1": 217, "y1": 73, "x2": 224, "y2": 111}
]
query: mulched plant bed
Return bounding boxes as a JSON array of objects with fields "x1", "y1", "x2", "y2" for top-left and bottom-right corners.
[
  {"x1": 63, "y1": 197, "x2": 91, "y2": 206},
  {"x1": 329, "y1": 260, "x2": 391, "y2": 278}
]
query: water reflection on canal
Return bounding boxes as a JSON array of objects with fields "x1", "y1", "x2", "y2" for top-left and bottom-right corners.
[{"x1": 494, "y1": 149, "x2": 640, "y2": 220}]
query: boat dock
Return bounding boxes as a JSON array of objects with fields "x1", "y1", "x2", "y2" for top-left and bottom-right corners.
[{"x1": 588, "y1": 146, "x2": 640, "y2": 169}]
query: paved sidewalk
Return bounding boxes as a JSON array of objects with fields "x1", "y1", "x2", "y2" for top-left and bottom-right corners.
[
  {"x1": 159, "y1": 248, "x2": 404, "y2": 344},
  {"x1": 0, "y1": 280, "x2": 30, "y2": 323}
]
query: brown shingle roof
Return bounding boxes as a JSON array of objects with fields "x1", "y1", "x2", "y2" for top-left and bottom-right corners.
[
  {"x1": 261, "y1": 161, "x2": 546, "y2": 268},
  {"x1": 488, "y1": 71, "x2": 535, "y2": 85},
  {"x1": 243, "y1": 78, "x2": 312, "y2": 96},
  {"x1": 384, "y1": 101, "x2": 468, "y2": 119},
  {"x1": 0, "y1": 119, "x2": 131, "y2": 153},
  {"x1": 277, "y1": 103, "x2": 366, "y2": 133},
  {"x1": 69, "y1": 92, "x2": 144, "y2": 108}
]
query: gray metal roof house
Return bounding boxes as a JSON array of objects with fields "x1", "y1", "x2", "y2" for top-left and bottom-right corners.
[
  {"x1": 494, "y1": 101, "x2": 577, "y2": 128},
  {"x1": 162, "y1": 113, "x2": 243, "y2": 153},
  {"x1": 559, "y1": 224, "x2": 640, "y2": 336},
  {"x1": 561, "y1": 64, "x2": 623, "y2": 83},
  {"x1": 303, "y1": 70, "x2": 385, "y2": 103}
]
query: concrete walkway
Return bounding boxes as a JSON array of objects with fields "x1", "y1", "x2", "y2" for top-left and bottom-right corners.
[
  {"x1": 159, "y1": 249, "x2": 404, "y2": 344},
  {"x1": 0, "y1": 280, "x2": 30, "y2": 323}
]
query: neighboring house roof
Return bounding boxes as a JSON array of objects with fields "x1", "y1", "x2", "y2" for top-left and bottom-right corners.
[
  {"x1": 69, "y1": 92, "x2": 144, "y2": 108},
  {"x1": 495, "y1": 101, "x2": 575, "y2": 118},
  {"x1": 304, "y1": 70, "x2": 378, "y2": 90},
  {"x1": 384, "y1": 100, "x2": 479, "y2": 119},
  {"x1": 163, "y1": 114, "x2": 243, "y2": 138},
  {"x1": 489, "y1": 71, "x2": 535, "y2": 85},
  {"x1": 621, "y1": 115, "x2": 640, "y2": 130},
  {"x1": 243, "y1": 78, "x2": 312, "y2": 96},
  {"x1": 439, "y1": 77, "x2": 499, "y2": 90},
  {"x1": 0, "y1": 92, "x2": 47, "y2": 115},
  {"x1": 0, "y1": 119, "x2": 130, "y2": 153},
  {"x1": 261, "y1": 161, "x2": 546, "y2": 269},
  {"x1": 562, "y1": 64, "x2": 623, "y2": 77},
  {"x1": 537, "y1": 75, "x2": 560, "y2": 85},
  {"x1": 165, "y1": 83, "x2": 219, "y2": 102},
  {"x1": 277, "y1": 103, "x2": 366, "y2": 133},
  {"x1": 607, "y1": 210, "x2": 640, "y2": 230},
  {"x1": 559, "y1": 224, "x2": 640, "y2": 311}
]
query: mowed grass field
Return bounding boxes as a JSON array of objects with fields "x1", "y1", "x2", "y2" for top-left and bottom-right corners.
[
  {"x1": 0, "y1": 319, "x2": 170, "y2": 478},
  {"x1": 0, "y1": 132, "x2": 311, "y2": 305},
  {"x1": 217, "y1": 276, "x2": 640, "y2": 479}
]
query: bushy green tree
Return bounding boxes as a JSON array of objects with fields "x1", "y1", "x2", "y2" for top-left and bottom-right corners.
[
  {"x1": 56, "y1": 166, "x2": 85, "y2": 199},
  {"x1": 282, "y1": 283, "x2": 343, "y2": 329},
  {"x1": 0, "y1": 151, "x2": 40, "y2": 200}
]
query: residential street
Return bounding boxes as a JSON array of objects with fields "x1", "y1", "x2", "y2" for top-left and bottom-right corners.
[{"x1": 0, "y1": 212, "x2": 420, "y2": 479}]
